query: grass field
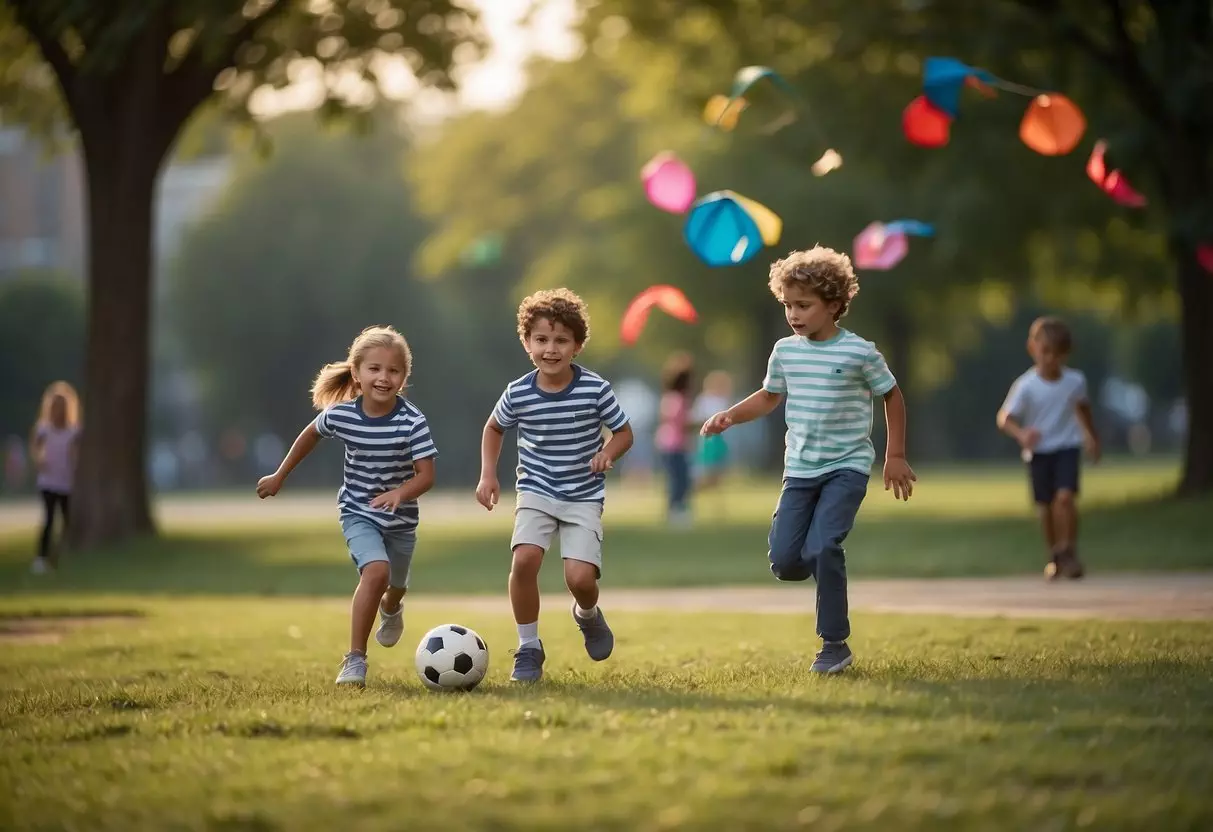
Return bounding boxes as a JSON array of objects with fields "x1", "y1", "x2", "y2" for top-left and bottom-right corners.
[
  {"x1": 1, "y1": 600, "x2": 1211, "y2": 830},
  {"x1": 0, "y1": 459, "x2": 1207, "y2": 597},
  {"x1": 2, "y1": 460, "x2": 1211, "y2": 830}
]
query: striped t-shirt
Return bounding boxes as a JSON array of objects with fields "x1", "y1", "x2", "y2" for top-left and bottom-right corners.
[
  {"x1": 491, "y1": 364, "x2": 629, "y2": 503},
  {"x1": 762, "y1": 330, "x2": 897, "y2": 479},
  {"x1": 313, "y1": 396, "x2": 437, "y2": 531}
]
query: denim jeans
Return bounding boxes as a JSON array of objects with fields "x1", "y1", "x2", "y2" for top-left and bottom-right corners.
[
  {"x1": 662, "y1": 450, "x2": 691, "y2": 515},
  {"x1": 767, "y1": 468, "x2": 869, "y2": 642}
]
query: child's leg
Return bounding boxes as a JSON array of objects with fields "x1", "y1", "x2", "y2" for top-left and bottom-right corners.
[
  {"x1": 374, "y1": 530, "x2": 415, "y2": 648},
  {"x1": 509, "y1": 544, "x2": 545, "y2": 637},
  {"x1": 803, "y1": 469, "x2": 869, "y2": 646},
  {"x1": 767, "y1": 478, "x2": 818, "y2": 582},
  {"x1": 560, "y1": 508, "x2": 612, "y2": 661},
  {"x1": 1028, "y1": 453, "x2": 1061, "y2": 570},
  {"x1": 36, "y1": 490, "x2": 56, "y2": 561},
  {"x1": 350, "y1": 561, "x2": 390, "y2": 654}
]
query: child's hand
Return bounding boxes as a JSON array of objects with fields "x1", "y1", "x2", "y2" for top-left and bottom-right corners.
[
  {"x1": 370, "y1": 487, "x2": 406, "y2": 512},
  {"x1": 590, "y1": 452, "x2": 614, "y2": 473},
  {"x1": 1086, "y1": 437, "x2": 1102, "y2": 464},
  {"x1": 256, "y1": 473, "x2": 283, "y2": 499},
  {"x1": 701, "y1": 411, "x2": 732, "y2": 436},
  {"x1": 475, "y1": 477, "x2": 499, "y2": 511},
  {"x1": 1018, "y1": 427, "x2": 1041, "y2": 451},
  {"x1": 883, "y1": 456, "x2": 917, "y2": 501}
]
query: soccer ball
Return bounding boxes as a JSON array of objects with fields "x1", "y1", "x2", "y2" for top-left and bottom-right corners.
[{"x1": 414, "y1": 624, "x2": 489, "y2": 692}]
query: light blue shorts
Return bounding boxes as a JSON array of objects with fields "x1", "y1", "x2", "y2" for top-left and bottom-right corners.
[{"x1": 340, "y1": 514, "x2": 416, "y2": 589}]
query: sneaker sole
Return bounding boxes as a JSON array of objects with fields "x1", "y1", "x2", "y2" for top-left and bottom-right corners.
[{"x1": 811, "y1": 654, "x2": 854, "y2": 674}]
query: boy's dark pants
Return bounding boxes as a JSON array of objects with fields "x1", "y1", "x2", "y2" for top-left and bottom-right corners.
[{"x1": 767, "y1": 469, "x2": 869, "y2": 642}]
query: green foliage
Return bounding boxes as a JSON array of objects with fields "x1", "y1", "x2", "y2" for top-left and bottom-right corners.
[
  {"x1": 0, "y1": 270, "x2": 84, "y2": 439},
  {"x1": 163, "y1": 112, "x2": 502, "y2": 481}
]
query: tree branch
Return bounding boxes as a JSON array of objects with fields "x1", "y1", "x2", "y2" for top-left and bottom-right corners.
[{"x1": 8, "y1": 1, "x2": 76, "y2": 98}]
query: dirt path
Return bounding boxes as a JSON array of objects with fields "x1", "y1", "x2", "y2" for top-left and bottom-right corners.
[{"x1": 408, "y1": 574, "x2": 1213, "y2": 621}]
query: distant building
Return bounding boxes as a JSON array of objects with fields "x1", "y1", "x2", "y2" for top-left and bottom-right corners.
[{"x1": 0, "y1": 126, "x2": 231, "y2": 281}]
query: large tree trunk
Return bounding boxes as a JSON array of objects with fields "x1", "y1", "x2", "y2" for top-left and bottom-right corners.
[
  {"x1": 1175, "y1": 241, "x2": 1213, "y2": 496},
  {"x1": 67, "y1": 127, "x2": 163, "y2": 548}
]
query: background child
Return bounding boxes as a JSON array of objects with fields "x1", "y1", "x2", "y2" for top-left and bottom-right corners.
[
  {"x1": 654, "y1": 351, "x2": 695, "y2": 526},
  {"x1": 256, "y1": 325, "x2": 437, "y2": 686},
  {"x1": 997, "y1": 316, "x2": 1100, "y2": 580},
  {"x1": 29, "y1": 381, "x2": 80, "y2": 574},
  {"x1": 701, "y1": 247, "x2": 916, "y2": 674},
  {"x1": 692, "y1": 369, "x2": 735, "y2": 493},
  {"x1": 476, "y1": 288, "x2": 633, "y2": 683}
]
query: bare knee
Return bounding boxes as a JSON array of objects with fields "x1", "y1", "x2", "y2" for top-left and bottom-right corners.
[
  {"x1": 359, "y1": 561, "x2": 390, "y2": 592},
  {"x1": 563, "y1": 559, "x2": 599, "y2": 597},
  {"x1": 511, "y1": 545, "x2": 544, "y2": 581},
  {"x1": 1053, "y1": 490, "x2": 1076, "y2": 509}
]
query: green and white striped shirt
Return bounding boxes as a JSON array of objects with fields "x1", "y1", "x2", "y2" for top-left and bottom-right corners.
[{"x1": 762, "y1": 329, "x2": 897, "y2": 479}]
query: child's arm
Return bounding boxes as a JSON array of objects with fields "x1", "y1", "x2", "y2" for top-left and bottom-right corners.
[
  {"x1": 256, "y1": 422, "x2": 321, "y2": 498},
  {"x1": 881, "y1": 386, "x2": 916, "y2": 500},
  {"x1": 29, "y1": 426, "x2": 45, "y2": 471},
  {"x1": 1076, "y1": 400, "x2": 1101, "y2": 463},
  {"x1": 701, "y1": 389, "x2": 783, "y2": 435},
  {"x1": 476, "y1": 417, "x2": 506, "y2": 511},
  {"x1": 370, "y1": 457, "x2": 436, "y2": 511},
  {"x1": 592, "y1": 423, "x2": 634, "y2": 472}
]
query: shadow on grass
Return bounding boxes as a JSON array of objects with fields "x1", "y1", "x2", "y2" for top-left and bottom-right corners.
[{"x1": 0, "y1": 496, "x2": 1208, "y2": 598}]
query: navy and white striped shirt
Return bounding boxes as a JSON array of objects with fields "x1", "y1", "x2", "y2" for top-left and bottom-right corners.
[
  {"x1": 492, "y1": 365, "x2": 629, "y2": 503},
  {"x1": 314, "y1": 396, "x2": 437, "y2": 531}
]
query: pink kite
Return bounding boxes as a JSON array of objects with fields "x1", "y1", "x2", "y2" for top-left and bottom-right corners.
[
  {"x1": 641, "y1": 152, "x2": 697, "y2": 214},
  {"x1": 1197, "y1": 244, "x2": 1213, "y2": 275},
  {"x1": 1086, "y1": 141, "x2": 1147, "y2": 207},
  {"x1": 852, "y1": 220, "x2": 932, "y2": 270},
  {"x1": 620, "y1": 285, "x2": 698, "y2": 345}
]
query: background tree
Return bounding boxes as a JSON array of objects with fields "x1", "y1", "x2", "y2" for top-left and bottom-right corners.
[
  {"x1": 0, "y1": 0, "x2": 483, "y2": 546},
  {"x1": 586, "y1": 0, "x2": 1211, "y2": 494}
]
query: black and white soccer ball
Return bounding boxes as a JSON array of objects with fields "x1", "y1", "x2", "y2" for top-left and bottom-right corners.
[{"x1": 414, "y1": 624, "x2": 489, "y2": 691}]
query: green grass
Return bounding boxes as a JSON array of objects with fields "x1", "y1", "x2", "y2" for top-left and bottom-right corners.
[
  {"x1": 0, "y1": 459, "x2": 1207, "y2": 597},
  {"x1": 1, "y1": 599, "x2": 1211, "y2": 830}
]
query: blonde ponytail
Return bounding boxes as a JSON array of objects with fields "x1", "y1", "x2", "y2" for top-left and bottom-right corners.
[
  {"x1": 311, "y1": 361, "x2": 357, "y2": 410},
  {"x1": 310, "y1": 325, "x2": 413, "y2": 410}
]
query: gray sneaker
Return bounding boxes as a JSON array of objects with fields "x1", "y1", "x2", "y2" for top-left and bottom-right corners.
[
  {"x1": 810, "y1": 642, "x2": 853, "y2": 674},
  {"x1": 375, "y1": 603, "x2": 404, "y2": 647},
  {"x1": 335, "y1": 651, "x2": 368, "y2": 686},
  {"x1": 510, "y1": 642, "x2": 546, "y2": 682},
  {"x1": 572, "y1": 603, "x2": 614, "y2": 661}
]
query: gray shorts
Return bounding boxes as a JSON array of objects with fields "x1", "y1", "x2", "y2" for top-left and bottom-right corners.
[
  {"x1": 340, "y1": 514, "x2": 416, "y2": 589},
  {"x1": 510, "y1": 491, "x2": 604, "y2": 573}
]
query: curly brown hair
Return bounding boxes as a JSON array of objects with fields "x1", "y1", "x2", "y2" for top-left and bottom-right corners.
[
  {"x1": 517, "y1": 288, "x2": 591, "y2": 345},
  {"x1": 767, "y1": 246, "x2": 859, "y2": 321}
]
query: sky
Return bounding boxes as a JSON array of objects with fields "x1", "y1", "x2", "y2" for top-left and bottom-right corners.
[{"x1": 249, "y1": 0, "x2": 582, "y2": 119}]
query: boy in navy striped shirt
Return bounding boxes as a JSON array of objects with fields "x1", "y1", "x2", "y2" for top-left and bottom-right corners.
[
  {"x1": 476, "y1": 289, "x2": 634, "y2": 682},
  {"x1": 257, "y1": 325, "x2": 437, "y2": 686}
]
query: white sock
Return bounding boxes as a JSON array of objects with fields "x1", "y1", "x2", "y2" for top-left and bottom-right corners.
[
  {"x1": 517, "y1": 621, "x2": 539, "y2": 648},
  {"x1": 574, "y1": 604, "x2": 598, "y2": 619}
]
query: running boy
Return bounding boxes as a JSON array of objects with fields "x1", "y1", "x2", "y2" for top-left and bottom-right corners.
[
  {"x1": 997, "y1": 316, "x2": 1100, "y2": 580},
  {"x1": 476, "y1": 288, "x2": 634, "y2": 683},
  {"x1": 701, "y1": 247, "x2": 916, "y2": 674}
]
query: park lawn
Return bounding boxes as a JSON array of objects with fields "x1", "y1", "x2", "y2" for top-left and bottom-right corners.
[
  {"x1": 0, "y1": 598, "x2": 1211, "y2": 831},
  {"x1": 0, "y1": 459, "x2": 1207, "y2": 597}
]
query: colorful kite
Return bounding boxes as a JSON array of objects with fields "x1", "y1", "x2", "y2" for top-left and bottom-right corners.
[
  {"x1": 922, "y1": 57, "x2": 997, "y2": 118},
  {"x1": 1197, "y1": 244, "x2": 1213, "y2": 274},
  {"x1": 683, "y1": 190, "x2": 782, "y2": 267},
  {"x1": 620, "y1": 285, "x2": 699, "y2": 345},
  {"x1": 906, "y1": 57, "x2": 1088, "y2": 157},
  {"x1": 641, "y1": 151, "x2": 697, "y2": 214},
  {"x1": 853, "y1": 220, "x2": 934, "y2": 271},
  {"x1": 703, "y1": 65, "x2": 842, "y2": 176},
  {"x1": 1086, "y1": 141, "x2": 1147, "y2": 207}
]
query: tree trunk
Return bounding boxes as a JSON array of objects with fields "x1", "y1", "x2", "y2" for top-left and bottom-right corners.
[
  {"x1": 67, "y1": 130, "x2": 162, "y2": 548},
  {"x1": 1175, "y1": 241, "x2": 1213, "y2": 496}
]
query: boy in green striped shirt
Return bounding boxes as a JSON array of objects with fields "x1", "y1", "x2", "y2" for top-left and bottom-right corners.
[{"x1": 701, "y1": 246, "x2": 916, "y2": 673}]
